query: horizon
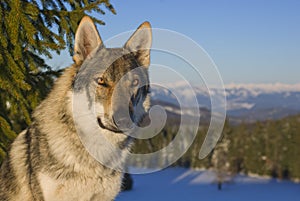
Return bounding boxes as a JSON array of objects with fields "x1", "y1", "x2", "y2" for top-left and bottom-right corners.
[
  {"x1": 47, "y1": 0, "x2": 300, "y2": 85},
  {"x1": 162, "y1": 80, "x2": 300, "y2": 90}
]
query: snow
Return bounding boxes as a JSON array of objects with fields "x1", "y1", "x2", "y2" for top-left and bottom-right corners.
[
  {"x1": 116, "y1": 168, "x2": 300, "y2": 201},
  {"x1": 151, "y1": 82, "x2": 300, "y2": 114},
  {"x1": 225, "y1": 83, "x2": 300, "y2": 94},
  {"x1": 163, "y1": 81, "x2": 300, "y2": 94},
  {"x1": 226, "y1": 102, "x2": 255, "y2": 110}
]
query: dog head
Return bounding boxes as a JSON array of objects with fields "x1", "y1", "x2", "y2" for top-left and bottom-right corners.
[{"x1": 72, "y1": 17, "x2": 152, "y2": 133}]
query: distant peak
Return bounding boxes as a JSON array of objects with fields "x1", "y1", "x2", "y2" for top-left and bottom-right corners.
[
  {"x1": 158, "y1": 81, "x2": 300, "y2": 93},
  {"x1": 225, "y1": 83, "x2": 300, "y2": 93}
]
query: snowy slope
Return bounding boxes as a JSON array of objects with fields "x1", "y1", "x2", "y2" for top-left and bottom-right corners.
[{"x1": 116, "y1": 168, "x2": 300, "y2": 201}]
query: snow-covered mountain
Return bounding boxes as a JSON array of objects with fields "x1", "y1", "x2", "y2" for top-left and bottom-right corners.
[{"x1": 150, "y1": 82, "x2": 300, "y2": 122}]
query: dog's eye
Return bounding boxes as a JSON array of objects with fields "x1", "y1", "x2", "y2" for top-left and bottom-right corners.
[
  {"x1": 132, "y1": 78, "x2": 139, "y2": 87},
  {"x1": 96, "y1": 77, "x2": 105, "y2": 86}
]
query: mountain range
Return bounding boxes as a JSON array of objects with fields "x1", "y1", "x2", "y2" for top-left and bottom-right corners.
[{"x1": 150, "y1": 82, "x2": 300, "y2": 123}]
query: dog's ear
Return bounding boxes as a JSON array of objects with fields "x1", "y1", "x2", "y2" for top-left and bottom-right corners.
[
  {"x1": 73, "y1": 16, "x2": 102, "y2": 65},
  {"x1": 124, "y1": 22, "x2": 152, "y2": 67}
]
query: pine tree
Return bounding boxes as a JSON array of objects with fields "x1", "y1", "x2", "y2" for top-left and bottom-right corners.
[
  {"x1": 0, "y1": 0, "x2": 115, "y2": 164},
  {"x1": 211, "y1": 124, "x2": 231, "y2": 190}
]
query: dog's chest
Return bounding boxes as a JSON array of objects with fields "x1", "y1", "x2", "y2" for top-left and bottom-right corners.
[{"x1": 38, "y1": 171, "x2": 121, "y2": 201}]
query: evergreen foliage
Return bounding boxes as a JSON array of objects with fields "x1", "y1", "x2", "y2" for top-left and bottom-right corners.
[
  {"x1": 0, "y1": 0, "x2": 115, "y2": 163},
  {"x1": 211, "y1": 133, "x2": 230, "y2": 190},
  {"x1": 131, "y1": 115, "x2": 300, "y2": 181}
]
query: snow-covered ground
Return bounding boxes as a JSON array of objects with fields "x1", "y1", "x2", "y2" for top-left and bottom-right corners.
[{"x1": 116, "y1": 168, "x2": 299, "y2": 201}]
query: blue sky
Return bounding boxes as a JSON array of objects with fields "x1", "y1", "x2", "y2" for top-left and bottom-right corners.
[{"x1": 49, "y1": 0, "x2": 300, "y2": 84}]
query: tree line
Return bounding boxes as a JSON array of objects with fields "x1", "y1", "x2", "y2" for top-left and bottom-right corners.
[{"x1": 131, "y1": 114, "x2": 300, "y2": 181}]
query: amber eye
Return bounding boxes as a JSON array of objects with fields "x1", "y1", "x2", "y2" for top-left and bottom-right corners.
[
  {"x1": 132, "y1": 78, "x2": 139, "y2": 87},
  {"x1": 96, "y1": 77, "x2": 105, "y2": 85}
]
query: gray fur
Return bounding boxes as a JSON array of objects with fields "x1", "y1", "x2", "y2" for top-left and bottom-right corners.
[{"x1": 0, "y1": 17, "x2": 152, "y2": 201}]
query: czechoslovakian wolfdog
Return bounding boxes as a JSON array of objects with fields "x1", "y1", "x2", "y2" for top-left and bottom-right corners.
[{"x1": 0, "y1": 16, "x2": 152, "y2": 201}]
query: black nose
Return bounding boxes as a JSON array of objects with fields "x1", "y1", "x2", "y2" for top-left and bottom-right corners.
[{"x1": 112, "y1": 115, "x2": 133, "y2": 130}]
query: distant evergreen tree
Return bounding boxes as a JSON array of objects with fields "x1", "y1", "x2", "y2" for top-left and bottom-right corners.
[
  {"x1": 0, "y1": 0, "x2": 115, "y2": 163},
  {"x1": 211, "y1": 133, "x2": 230, "y2": 190}
]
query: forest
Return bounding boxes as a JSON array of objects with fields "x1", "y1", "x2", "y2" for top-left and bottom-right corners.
[{"x1": 131, "y1": 114, "x2": 300, "y2": 181}]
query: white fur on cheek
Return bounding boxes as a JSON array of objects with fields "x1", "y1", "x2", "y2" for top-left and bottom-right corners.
[{"x1": 71, "y1": 90, "x2": 128, "y2": 170}]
